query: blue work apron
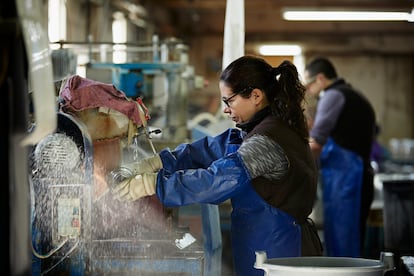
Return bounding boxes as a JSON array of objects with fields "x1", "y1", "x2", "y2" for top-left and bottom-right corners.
[
  {"x1": 231, "y1": 184, "x2": 301, "y2": 276},
  {"x1": 320, "y1": 138, "x2": 362, "y2": 257}
]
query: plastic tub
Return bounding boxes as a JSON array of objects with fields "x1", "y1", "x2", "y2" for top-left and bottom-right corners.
[{"x1": 254, "y1": 251, "x2": 394, "y2": 276}]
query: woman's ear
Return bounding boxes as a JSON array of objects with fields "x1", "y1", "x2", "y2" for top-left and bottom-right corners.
[{"x1": 251, "y1": 88, "x2": 264, "y2": 103}]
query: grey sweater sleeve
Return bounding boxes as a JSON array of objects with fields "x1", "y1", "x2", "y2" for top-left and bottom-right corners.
[
  {"x1": 237, "y1": 134, "x2": 289, "y2": 181},
  {"x1": 310, "y1": 89, "x2": 345, "y2": 145}
]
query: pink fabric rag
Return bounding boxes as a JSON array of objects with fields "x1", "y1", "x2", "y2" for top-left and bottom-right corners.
[{"x1": 59, "y1": 75, "x2": 145, "y2": 126}]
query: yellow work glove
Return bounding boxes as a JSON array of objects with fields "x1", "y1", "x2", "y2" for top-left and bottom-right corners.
[
  {"x1": 112, "y1": 172, "x2": 158, "y2": 202},
  {"x1": 121, "y1": 154, "x2": 163, "y2": 174}
]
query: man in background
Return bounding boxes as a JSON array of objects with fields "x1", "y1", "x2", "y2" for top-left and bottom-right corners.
[{"x1": 304, "y1": 57, "x2": 376, "y2": 257}]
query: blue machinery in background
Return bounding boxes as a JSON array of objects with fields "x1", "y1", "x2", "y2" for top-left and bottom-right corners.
[{"x1": 90, "y1": 62, "x2": 183, "y2": 98}]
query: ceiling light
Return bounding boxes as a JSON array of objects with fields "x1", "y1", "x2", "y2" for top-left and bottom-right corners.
[
  {"x1": 258, "y1": 45, "x2": 302, "y2": 56},
  {"x1": 282, "y1": 9, "x2": 414, "y2": 22}
]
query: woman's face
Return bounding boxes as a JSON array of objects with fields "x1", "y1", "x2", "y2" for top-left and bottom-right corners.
[{"x1": 219, "y1": 81, "x2": 266, "y2": 124}]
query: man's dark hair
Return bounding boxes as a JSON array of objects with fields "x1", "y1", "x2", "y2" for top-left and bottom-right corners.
[{"x1": 305, "y1": 57, "x2": 338, "y2": 79}]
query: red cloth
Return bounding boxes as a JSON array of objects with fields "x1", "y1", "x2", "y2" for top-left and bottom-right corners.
[{"x1": 59, "y1": 75, "x2": 143, "y2": 126}]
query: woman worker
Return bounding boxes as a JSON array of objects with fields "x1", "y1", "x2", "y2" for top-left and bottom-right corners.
[{"x1": 112, "y1": 55, "x2": 323, "y2": 275}]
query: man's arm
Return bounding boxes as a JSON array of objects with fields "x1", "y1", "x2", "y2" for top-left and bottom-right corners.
[{"x1": 309, "y1": 89, "x2": 345, "y2": 158}]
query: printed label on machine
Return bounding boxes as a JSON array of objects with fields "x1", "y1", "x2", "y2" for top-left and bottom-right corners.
[{"x1": 57, "y1": 198, "x2": 81, "y2": 239}]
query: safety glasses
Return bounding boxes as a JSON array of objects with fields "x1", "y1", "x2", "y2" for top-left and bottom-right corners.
[{"x1": 222, "y1": 87, "x2": 254, "y2": 107}]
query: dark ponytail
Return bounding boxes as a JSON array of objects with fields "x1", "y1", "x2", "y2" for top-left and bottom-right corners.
[{"x1": 272, "y1": 60, "x2": 308, "y2": 141}]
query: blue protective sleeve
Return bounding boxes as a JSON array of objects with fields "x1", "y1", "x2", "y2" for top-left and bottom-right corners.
[
  {"x1": 158, "y1": 128, "x2": 243, "y2": 171},
  {"x1": 156, "y1": 152, "x2": 251, "y2": 207}
]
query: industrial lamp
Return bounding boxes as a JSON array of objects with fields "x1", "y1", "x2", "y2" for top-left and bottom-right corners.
[
  {"x1": 282, "y1": 8, "x2": 414, "y2": 22},
  {"x1": 258, "y1": 45, "x2": 302, "y2": 56}
]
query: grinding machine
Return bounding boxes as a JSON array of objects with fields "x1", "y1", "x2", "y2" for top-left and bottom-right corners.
[{"x1": 29, "y1": 75, "x2": 206, "y2": 275}]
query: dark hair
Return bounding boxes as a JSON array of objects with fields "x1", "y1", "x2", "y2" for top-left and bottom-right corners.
[
  {"x1": 220, "y1": 55, "x2": 309, "y2": 141},
  {"x1": 305, "y1": 57, "x2": 338, "y2": 79}
]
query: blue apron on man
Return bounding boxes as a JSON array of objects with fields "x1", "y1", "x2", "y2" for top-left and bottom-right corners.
[{"x1": 320, "y1": 138, "x2": 362, "y2": 257}]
